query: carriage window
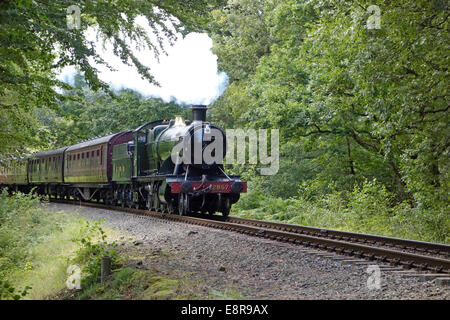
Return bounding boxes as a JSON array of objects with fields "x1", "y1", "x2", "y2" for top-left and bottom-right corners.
[
  {"x1": 82, "y1": 153, "x2": 84, "y2": 159},
  {"x1": 77, "y1": 154, "x2": 80, "y2": 160},
  {"x1": 92, "y1": 151, "x2": 95, "y2": 157},
  {"x1": 86, "y1": 152, "x2": 89, "y2": 159},
  {"x1": 97, "y1": 150, "x2": 100, "y2": 157}
]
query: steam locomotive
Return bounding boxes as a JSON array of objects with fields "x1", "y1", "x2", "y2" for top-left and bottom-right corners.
[{"x1": 0, "y1": 105, "x2": 246, "y2": 216}]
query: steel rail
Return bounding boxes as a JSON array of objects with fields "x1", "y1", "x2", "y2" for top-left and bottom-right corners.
[
  {"x1": 49, "y1": 199, "x2": 450, "y2": 273},
  {"x1": 227, "y1": 217, "x2": 450, "y2": 255}
]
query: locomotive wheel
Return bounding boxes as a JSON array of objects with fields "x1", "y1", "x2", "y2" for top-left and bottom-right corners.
[
  {"x1": 183, "y1": 194, "x2": 190, "y2": 215},
  {"x1": 207, "y1": 200, "x2": 218, "y2": 215},
  {"x1": 167, "y1": 201, "x2": 175, "y2": 214},
  {"x1": 120, "y1": 191, "x2": 125, "y2": 208},
  {"x1": 153, "y1": 192, "x2": 160, "y2": 212},
  {"x1": 178, "y1": 193, "x2": 190, "y2": 216},
  {"x1": 126, "y1": 186, "x2": 134, "y2": 208},
  {"x1": 118, "y1": 187, "x2": 125, "y2": 208},
  {"x1": 146, "y1": 195, "x2": 153, "y2": 210},
  {"x1": 126, "y1": 195, "x2": 133, "y2": 208},
  {"x1": 178, "y1": 194, "x2": 184, "y2": 215},
  {"x1": 221, "y1": 197, "x2": 231, "y2": 218},
  {"x1": 105, "y1": 190, "x2": 114, "y2": 205}
]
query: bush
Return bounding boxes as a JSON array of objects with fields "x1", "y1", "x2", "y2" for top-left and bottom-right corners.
[
  {"x1": 0, "y1": 189, "x2": 53, "y2": 299},
  {"x1": 347, "y1": 179, "x2": 393, "y2": 218},
  {"x1": 72, "y1": 219, "x2": 119, "y2": 288},
  {"x1": 0, "y1": 189, "x2": 48, "y2": 274},
  {"x1": 232, "y1": 179, "x2": 449, "y2": 243},
  {"x1": 0, "y1": 280, "x2": 31, "y2": 300}
]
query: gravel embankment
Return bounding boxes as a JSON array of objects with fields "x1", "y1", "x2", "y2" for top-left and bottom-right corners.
[{"x1": 46, "y1": 203, "x2": 449, "y2": 300}]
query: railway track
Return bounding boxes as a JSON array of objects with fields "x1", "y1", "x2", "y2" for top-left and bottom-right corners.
[{"x1": 49, "y1": 198, "x2": 450, "y2": 274}]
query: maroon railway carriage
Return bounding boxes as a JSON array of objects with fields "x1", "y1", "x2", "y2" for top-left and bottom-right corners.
[
  {"x1": 29, "y1": 147, "x2": 66, "y2": 183},
  {"x1": 0, "y1": 157, "x2": 28, "y2": 192},
  {"x1": 63, "y1": 131, "x2": 133, "y2": 201},
  {"x1": 28, "y1": 147, "x2": 67, "y2": 196}
]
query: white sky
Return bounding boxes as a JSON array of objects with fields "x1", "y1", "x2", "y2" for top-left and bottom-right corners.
[{"x1": 58, "y1": 24, "x2": 228, "y2": 105}]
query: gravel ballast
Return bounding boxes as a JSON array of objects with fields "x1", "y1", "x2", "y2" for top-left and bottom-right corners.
[{"x1": 47, "y1": 203, "x2": 449, "y2": 300}]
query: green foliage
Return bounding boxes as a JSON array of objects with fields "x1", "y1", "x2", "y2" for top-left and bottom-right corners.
[
  {"x1": 209, "y1": 0, "x2": 449, "y2": 235},
  {"x1": 72, "y1": 219, "x2": 119, "y2": 287},
  {"x1": 0, "y1": 190, "x2": 52, "y2": 278},
  {"x1": 0, "y1": 0, "x2": 225, "y2": 153},
  {"x1": 348, "y1": 179, "x2": 393, "y2": 218},
  {"x1": 75, "y1": 266, "x2": 187, "y2": 300},
  {"x1": 76, "y1": 267, "x2": 134, "y2": 300},
  {"x1": 0, "y1": 279, "x2": 31, "y2": 300},
  {"x1": 208, "y1": 0, "x2": 274, "y2": 82},
  {"x1": 0, "y1": 190, "x2": 65, "y2": 299},
  {"x1": 233, "y1": 180, "x2": 449, "y2": 243}
]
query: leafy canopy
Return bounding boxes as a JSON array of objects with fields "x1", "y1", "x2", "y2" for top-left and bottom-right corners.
[
  {"x1": 0, "y1": 0, "x2": 225, "y2": 153},
  {"x1": 208, "y1": 0, "x2": 449, "y2": 209}
]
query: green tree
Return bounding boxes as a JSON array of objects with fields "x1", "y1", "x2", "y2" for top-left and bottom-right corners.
[
  {"x1": 0, "y1": 0, "x2": 225, "y2": 152},
  {"x1": 208, "y1": 0, "x2": 449, "y2": 210}
]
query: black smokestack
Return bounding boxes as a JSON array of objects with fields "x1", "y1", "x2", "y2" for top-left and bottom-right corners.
[{"x1": 191, "y1": 105, "x2": 207, "y2": 122}]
